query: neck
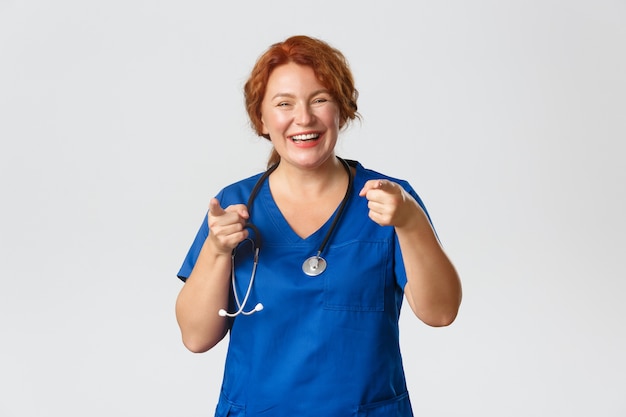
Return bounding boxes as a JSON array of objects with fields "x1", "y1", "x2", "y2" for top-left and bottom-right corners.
[{"x1": 271, "y1": 156, "x2": 347, "y2": 197}]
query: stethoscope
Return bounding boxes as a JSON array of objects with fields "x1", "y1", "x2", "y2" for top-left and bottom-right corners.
[{"x1": 218, "y1": 157, "x2": 354, "y2": 317}]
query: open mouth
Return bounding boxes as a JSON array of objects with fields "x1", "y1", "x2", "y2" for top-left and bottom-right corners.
[{"x1": 291, "y1": 133, "x2": 320, "y2": 143}]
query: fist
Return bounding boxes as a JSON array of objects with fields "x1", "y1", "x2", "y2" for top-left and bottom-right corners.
[
  {"x1": 358, "y1": 180, "x2": 417, "y2": 228},
  {"x1": 207, "y1": 198, "x2": 249, "y2": 254}
]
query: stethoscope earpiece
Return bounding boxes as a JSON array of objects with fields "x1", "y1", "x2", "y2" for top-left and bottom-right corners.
[{"x1": 218, "y1": 302, "x2": 263, "y2": 318}]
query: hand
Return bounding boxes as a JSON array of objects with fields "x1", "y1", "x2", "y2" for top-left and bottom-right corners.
[
  {"x1": 207, "y1": 198, "x2": 249, "y2": 255},
  {"x1": 358, "y1": 180, "x2": 418, "y2": 228}
]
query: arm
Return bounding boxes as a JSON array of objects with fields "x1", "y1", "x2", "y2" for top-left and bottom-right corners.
[
  {"x1": 175, "y1": 198, "x2": 249, "y2": 352},
  {"x1": 359, "y1": 180, "x2": 462, "y2": 327}
]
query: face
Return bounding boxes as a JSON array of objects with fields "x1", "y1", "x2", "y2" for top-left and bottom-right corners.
[{"x1": 260, "y1": 62, "x2": 341, "y2": 170}]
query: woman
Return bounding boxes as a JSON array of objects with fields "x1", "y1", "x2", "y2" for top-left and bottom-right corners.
[{"x1": 175, "y1": 35, "x2": 461, "y2": 416}]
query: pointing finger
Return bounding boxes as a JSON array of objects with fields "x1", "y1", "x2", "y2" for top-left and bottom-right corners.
[
  {"x1": 209, "y1": 198, "x2": 249, "y2": 220},
  {"x1": 359, "y1": 179, "x2": 389, "y2": 197},
  {"x1": 208, "y1": 198, "x2": 226, "y2": 216}
]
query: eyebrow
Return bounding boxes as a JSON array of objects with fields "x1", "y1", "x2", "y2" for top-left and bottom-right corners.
[{"x1": 270, "y1": 89, "x2": 330, "y2": 101}]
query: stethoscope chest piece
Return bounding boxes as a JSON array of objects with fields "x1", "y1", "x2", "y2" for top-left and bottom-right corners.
[{"x1": 302, "y1": 256, "x2": 327, "y2": 277}]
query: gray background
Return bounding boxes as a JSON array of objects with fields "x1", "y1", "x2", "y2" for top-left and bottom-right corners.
[{"x1": 1, "y1": 1, "x2": 625, "y2": 416}]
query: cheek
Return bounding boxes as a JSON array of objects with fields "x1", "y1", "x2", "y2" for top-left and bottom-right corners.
[
  {"x1": 326, "y1": 110, "x2": 342, "y2": 129},
  {"x1": 262, "y1": 112, "x2": 290, "y2": 133},
  {"x1": 324, "y1": 104, "x2": 342, "y2": 128}
]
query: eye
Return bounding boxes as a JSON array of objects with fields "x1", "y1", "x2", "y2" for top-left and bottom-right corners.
[
  {"x1": 312, "y1": 97, "x2": 329, "y2": 105},
  {"x1": 276, "y1": 102, "x2": 291, "y2": 108}
]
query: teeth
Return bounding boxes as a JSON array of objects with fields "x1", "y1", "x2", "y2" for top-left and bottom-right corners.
[{"x1": 291, "y1": 133, "x2": 319, "y2": 141}]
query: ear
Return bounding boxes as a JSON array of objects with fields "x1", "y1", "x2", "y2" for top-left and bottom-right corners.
[{"x1": 260, "y1": 115, "x2": 269, "y2": 135}]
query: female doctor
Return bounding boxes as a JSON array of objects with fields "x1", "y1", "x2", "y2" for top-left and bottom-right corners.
[{"x1": 175, "y1": 35, "x2": 462, "y2": 416}]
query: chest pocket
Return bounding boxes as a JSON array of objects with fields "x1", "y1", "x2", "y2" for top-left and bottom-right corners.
[{"x1": 323, "y1": 240, "x2": 390, "y2": 312}]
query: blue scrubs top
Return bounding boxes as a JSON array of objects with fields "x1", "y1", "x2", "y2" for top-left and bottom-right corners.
[{"x1": 178, "y1": 160, "x2": 433, "y2": 417}]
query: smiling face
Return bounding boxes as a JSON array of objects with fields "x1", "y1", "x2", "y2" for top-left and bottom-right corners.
[{"x1": 260, "y1": 62, "x2": 341, "y2": 170}]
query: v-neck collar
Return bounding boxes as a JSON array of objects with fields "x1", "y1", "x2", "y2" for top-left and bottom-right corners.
[{"x1": 254, "y1": 160, "x2": 357, "y2": 246}]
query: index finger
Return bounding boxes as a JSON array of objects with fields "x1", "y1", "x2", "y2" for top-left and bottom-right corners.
[
  {"x1": 209, "y1": 198, "x2": 249, "y2": 220},
  {"x1": 358, "y1": 179, "x2": 389, "y2": 196},
  {"x1": 208, "y1": 198, "x2": 226, "y2": 216}
]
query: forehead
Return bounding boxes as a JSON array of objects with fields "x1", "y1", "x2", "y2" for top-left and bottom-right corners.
[{"x1": 265, "y1": 62, "x2": 326, "y2": 95}]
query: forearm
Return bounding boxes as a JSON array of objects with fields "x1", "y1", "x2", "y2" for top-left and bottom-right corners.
[
  {"x1": 396, "y1": 208, "x2": 462, "y2": 327},
  {"x1": 175, "y1": 239, "x2": 232, "y2": 352}
]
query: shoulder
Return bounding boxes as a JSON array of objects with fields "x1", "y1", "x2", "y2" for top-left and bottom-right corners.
[
  {"x1": 349, "y1": 160, "x2": 414, "y2": 192},
  {"x1": 348, "y1": 159, "x2": 429, "y2": 214},
  {"x1": 217, "y1": 172, "x2": 265, "y2": 205}
]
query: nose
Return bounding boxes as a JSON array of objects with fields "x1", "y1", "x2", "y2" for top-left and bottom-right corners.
[{"x1": 294, "y1": 103, "x2": 314, "y2": 126}]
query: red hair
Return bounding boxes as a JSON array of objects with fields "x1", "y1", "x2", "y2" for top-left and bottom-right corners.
[{"x1": 244, "y1": 35, "x2": 360, "y2": 166}]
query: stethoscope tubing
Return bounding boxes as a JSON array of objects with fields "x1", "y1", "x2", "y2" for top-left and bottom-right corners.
[
  {"x1": 219, "y1": 157, "x2": 353, "y2": 317},
  {"x1": 218, "y1": 225, "x2": 263, "y2": 317}
]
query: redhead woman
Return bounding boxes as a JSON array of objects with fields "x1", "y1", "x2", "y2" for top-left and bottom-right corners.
[{"x1": 175, "y1": 35, "x2": 462, "y2": 417}]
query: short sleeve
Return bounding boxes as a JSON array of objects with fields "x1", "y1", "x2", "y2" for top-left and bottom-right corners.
[{"x1": 176, "y1": 213, "x2": 209, "y2": 282}]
